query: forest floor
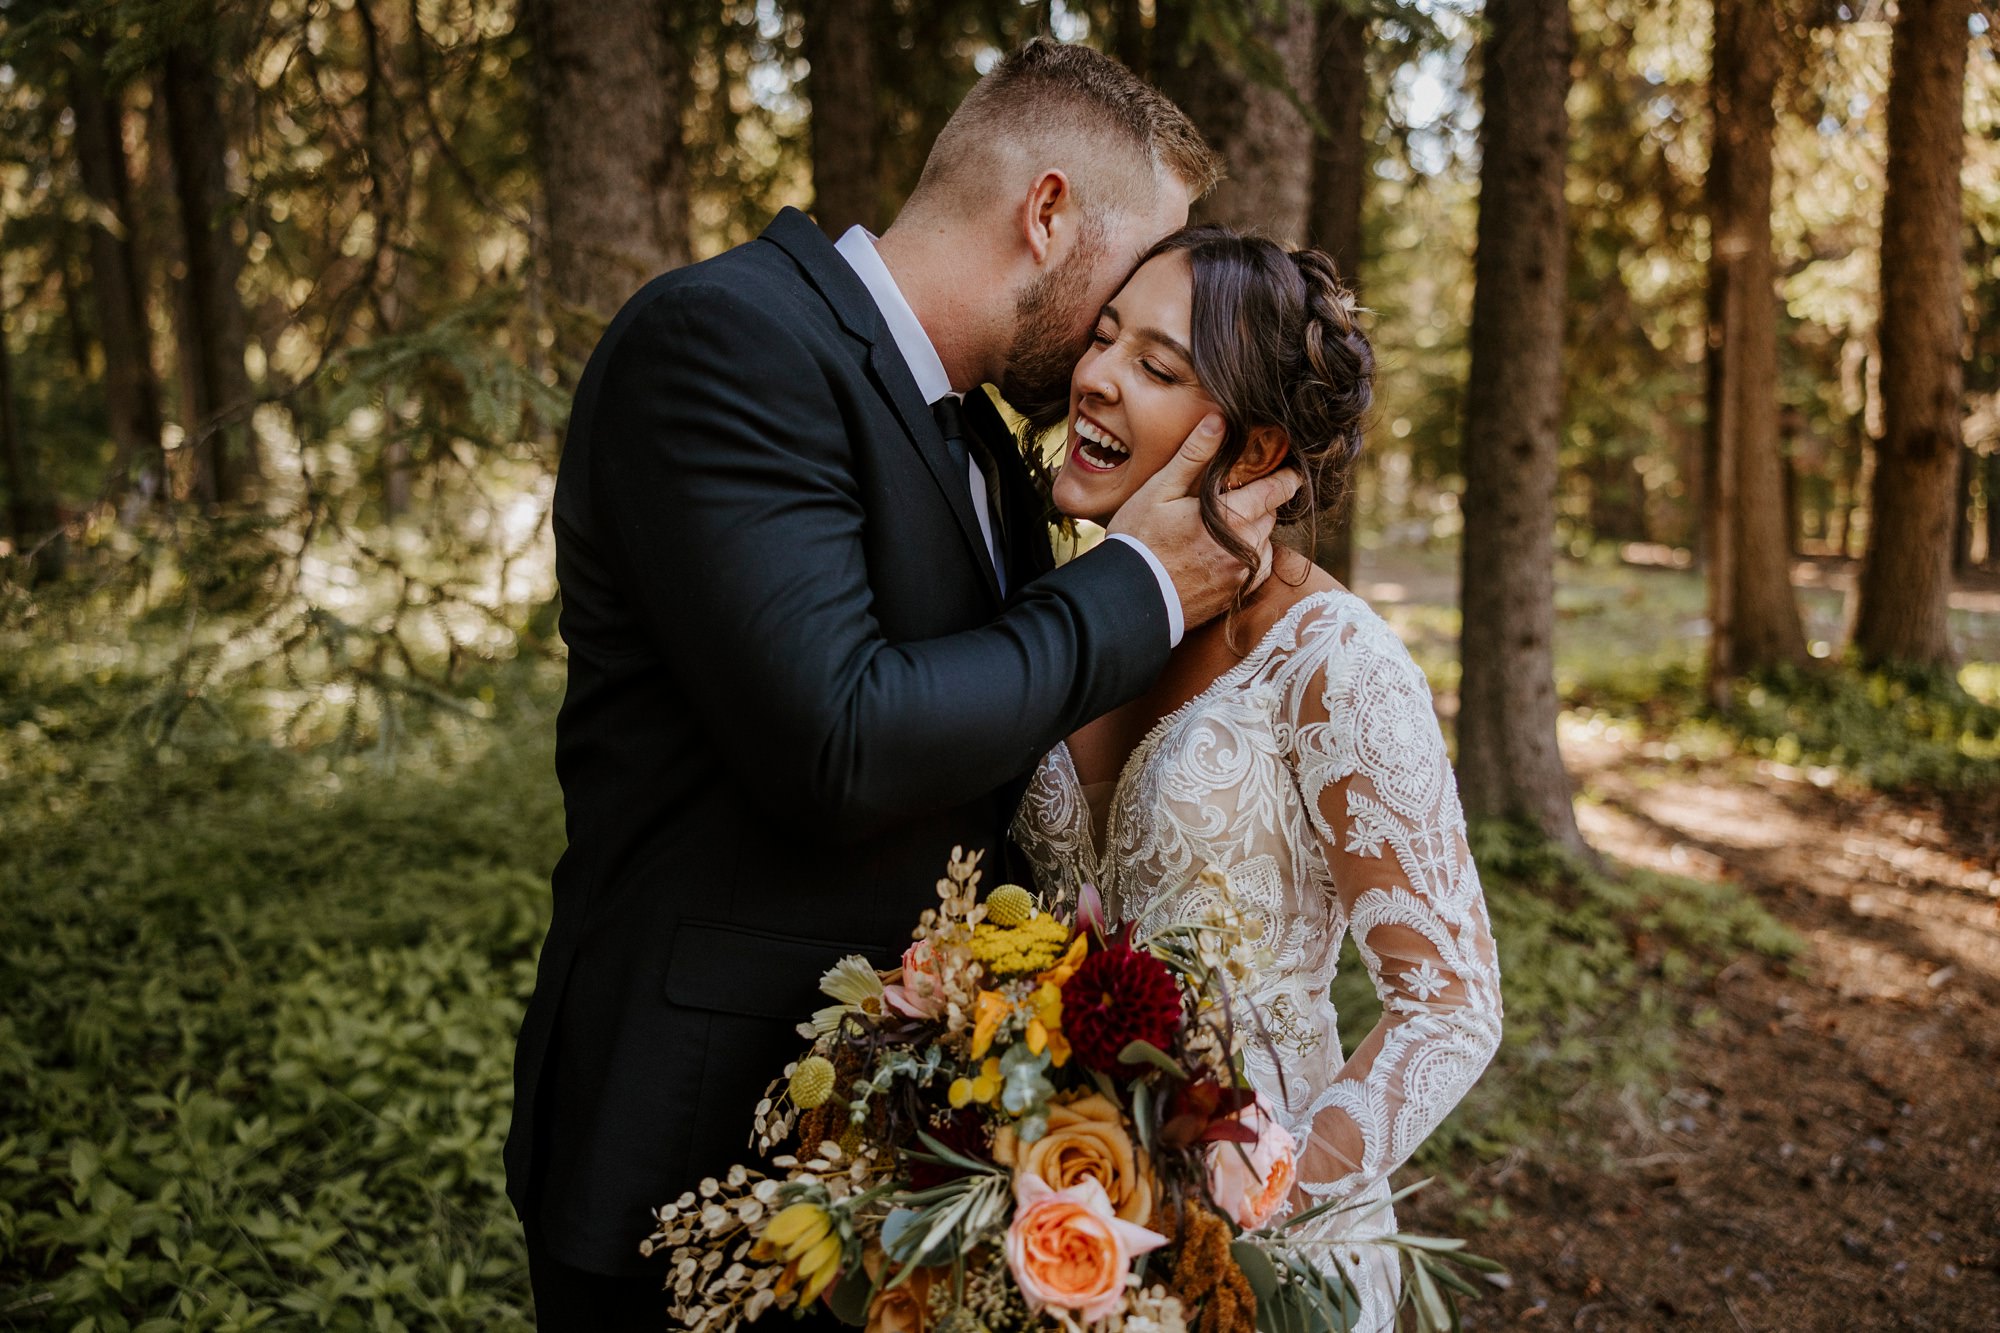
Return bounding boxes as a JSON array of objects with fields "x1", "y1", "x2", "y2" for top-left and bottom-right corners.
[{"x1": 1368, "y1": 548, "x2": 2000, "y2": 1331}]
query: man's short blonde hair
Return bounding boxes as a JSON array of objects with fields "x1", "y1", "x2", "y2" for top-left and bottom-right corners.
[{"x1": 908, "y1": 38, "x2": 1223, "y2": 221}]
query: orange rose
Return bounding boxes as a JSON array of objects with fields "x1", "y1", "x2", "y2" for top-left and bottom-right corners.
[
  {"x1": 993, "y1": 1093, "x2": 1153, "y2": 1226},
  {"x1": 1004, "y1": 1175, "x2": 1166, "y2": 1322},
  {"x1": 862, "y1": 1251, "x2": 940, "y2": 1333}
]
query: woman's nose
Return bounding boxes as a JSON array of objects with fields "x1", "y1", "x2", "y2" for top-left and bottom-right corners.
[{"x1": 1075, "y1": 350, "x2": 1120, "y2": 405}]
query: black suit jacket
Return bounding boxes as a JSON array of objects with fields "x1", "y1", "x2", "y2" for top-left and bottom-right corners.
[{"x1": 506, "y1": 208, "x2": 1172, "y2": 1272}]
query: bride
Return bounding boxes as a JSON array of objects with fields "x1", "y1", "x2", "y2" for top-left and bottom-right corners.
[{"x1": 1011, "y1": 226, "x2": 1504, "y2": 1328}]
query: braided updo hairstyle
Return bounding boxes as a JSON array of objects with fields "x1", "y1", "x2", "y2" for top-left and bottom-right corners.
[{"x1": 1138, "y1": 225, "x2": 1375, "y2": 612}]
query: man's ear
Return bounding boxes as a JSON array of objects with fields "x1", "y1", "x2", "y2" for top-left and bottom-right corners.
[
  {"x1": 1020, "y1": 170, "x2": 1071, "y2": 265},
  {"x1": 1227, "y1": 426, "x2": 1292, "y2": 489}
]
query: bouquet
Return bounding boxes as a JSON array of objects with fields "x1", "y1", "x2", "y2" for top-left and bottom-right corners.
[{"x1": 643, "y1": 850, "x2": 1496, "y2": 1332}]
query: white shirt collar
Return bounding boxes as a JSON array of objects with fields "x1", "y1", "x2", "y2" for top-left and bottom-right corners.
[{"x1": 833, "y1": 226, "x2": 954, "y2": 404}]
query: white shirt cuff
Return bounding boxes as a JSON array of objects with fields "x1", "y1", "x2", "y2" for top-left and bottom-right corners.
[{"x1": 1106, "y1": 533, "x2": 1185, "y2": 648}]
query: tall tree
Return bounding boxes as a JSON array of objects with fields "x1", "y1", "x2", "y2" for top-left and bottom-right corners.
[
  {"x1": 1703, "y1": 0, "x2": 1808, "y2": 698},
  {"x1": 1306, "y1": 0, "x2": 1369, "y2": 585},
  {"x1": 1153, "y1": 0, "x2": 1318, "y2": 242},
  {"x1": 161, "y1": 35, "x2": 260, "y2": 504},
  {"x1": 522, "y1": 0, "x2": 690, "y2": 365},
  {"x1": 1455, "y1": 0, "x2": 1584, "y2": 851},
  {"x1": 69, "y1": 41, "x2": 166, "y2": 503},
  {"x1": 1853, "y1": 0, "x2": 1972, "y2": 668},
  {"x1": 799, "y1": 0, "x2": 881, "y2": 239}
]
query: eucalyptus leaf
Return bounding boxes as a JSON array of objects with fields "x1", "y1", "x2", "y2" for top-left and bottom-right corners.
[{"x1": 1114, "y1": 1040, "x2": 1188, "y2": 1079}]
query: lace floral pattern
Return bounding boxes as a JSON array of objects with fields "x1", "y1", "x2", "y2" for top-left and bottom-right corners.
[{"x1": 1012, "y1": 590, "x2": 1502, "y2": 1329}]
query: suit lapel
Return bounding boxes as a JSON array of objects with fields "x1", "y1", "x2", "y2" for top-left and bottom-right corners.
[{"x1": 759, "y1": 209, "x2": 1000, "y2": 603}]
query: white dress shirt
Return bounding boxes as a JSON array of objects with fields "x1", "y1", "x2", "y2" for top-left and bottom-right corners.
[{"x1": 832, "y1": 226, "x2": 1183, "y2": 646}]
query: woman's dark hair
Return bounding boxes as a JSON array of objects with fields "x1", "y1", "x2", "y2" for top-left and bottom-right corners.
[{"x1": 1139, "y1": 225, "x2": 1375, "y2": 620}]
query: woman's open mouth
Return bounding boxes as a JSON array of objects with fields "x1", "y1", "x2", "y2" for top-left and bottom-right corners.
[{"x1": 1070, "y1": 414, "x2": 1131, "y2": 473}]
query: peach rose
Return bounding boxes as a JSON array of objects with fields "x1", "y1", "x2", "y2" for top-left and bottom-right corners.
[
  {"x1": 883, "y1": 939, "x2": 946, "y2": 1019},
  {"x1": 1204, "y1": 1096, "x2": 1298, "y2": 1230},
  {"x1": 993, "y1": 1092, "x2": 1154, "y2": 1226},
  {"x1": 862, "y1": 1251, "x2": 940, "y2": 1333},
  {"x1": 1005, "y1": 1174, "x2": 1166, "y2": 1323}
]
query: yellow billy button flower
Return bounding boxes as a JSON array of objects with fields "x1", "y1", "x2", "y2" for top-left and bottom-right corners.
[
  {"x1": 985, "y1": 884, "x2": 1036, "y2": 927},
  {"x1": 788, "y1": 1056, "x2": 837, "y2": 1109},
  {"x1": 969, "y1": 1056, "x2": 1003, "y2": 1104}
]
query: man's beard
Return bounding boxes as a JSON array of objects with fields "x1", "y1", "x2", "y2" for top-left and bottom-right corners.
[{"x1": 998, "y1": 236, "x2": 1103, "y2": 435}]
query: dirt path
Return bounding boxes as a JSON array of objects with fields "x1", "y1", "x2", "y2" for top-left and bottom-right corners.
[{"x1": 1404, "y1": 736, "x2": 2000, "y2": 1331}]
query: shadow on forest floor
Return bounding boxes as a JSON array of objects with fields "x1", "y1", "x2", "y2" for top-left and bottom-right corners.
[{"x1": 1358, "y1": 546, "x2": 2000, "y2": 1331}]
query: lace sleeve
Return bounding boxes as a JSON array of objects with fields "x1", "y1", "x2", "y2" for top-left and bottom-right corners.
[{"x1": 1282, "y1": 607, "x2": 1503, "y2": 1206}]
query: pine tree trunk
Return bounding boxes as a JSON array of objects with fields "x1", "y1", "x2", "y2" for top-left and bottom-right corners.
[
  {"x1": 1455, "y1": 0, "x2": 1584, "y2": 851},
  {"x1": 1111, "y1": 0, "x2": 1152, "y2": 80},
  {"x1": 0, "y1": 300, "x2": 64, "y2": 580},
  {"x1": 1952, "y1": 440, "x2": 1974, "y2": 572},
  {"x1": 161, "y1": 40, "x2": 259, "y2": 505},
  {"x1": 1985, "y1": 449, "x2": 1999, "y2": 569},
  {"x1": 1854, "y1": 0, "x2": 1970, "y2": 668},
  {"x1": 1704, "y1": 0, "x2": 1808, "y2": 698},
  {"x1": 1153, "y1": 0, "x2": 1317, "y2": 242},
  {"x1": 523, "y1": 0, "x2": 689, "y2": 365},
  {"x1": 1306, "y1": 1, "x2": 1368, "y2": 587},
  {"x1": 800, "y1": 0, "x2": 881, "y2": 239},
  {"x1": 70, "y1": 47, "x2": 167, "y2": 504}
]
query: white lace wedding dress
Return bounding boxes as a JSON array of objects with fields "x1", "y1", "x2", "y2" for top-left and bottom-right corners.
[{"x1": 1012, "y1": 589, "x2": 1503, "y2": 1330}]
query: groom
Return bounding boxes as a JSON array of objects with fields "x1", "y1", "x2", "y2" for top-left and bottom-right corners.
[{"x1": 508, "y1": 39, "x2": 1288, "y2": 1328}]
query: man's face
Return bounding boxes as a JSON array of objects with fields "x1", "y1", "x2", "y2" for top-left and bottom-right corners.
[{"x1": 999, "y1": 176, "x2": 1193, "y2": 433}]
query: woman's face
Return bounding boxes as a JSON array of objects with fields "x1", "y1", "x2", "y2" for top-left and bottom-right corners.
[{"x1": 1052, "y1": 252, "x2": 1222, "y2": 526}]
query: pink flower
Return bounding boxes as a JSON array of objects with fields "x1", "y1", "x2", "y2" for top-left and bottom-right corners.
[
  {"x1": 1203, "y1": 1095, "x2": 1298, "y2": 1230},
  {"x1": 1005, "y1": 1174, "x2": 1166, "y2": 1322},
  {"x1": 883, "y1": 939, "x2": 946, "y2": 1019}
]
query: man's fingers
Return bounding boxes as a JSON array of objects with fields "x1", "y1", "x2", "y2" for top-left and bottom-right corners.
[{"x1": 1141, "y1": 414, "x2": 1228, "y2": 499}]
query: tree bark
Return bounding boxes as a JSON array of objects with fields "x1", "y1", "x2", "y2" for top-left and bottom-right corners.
[
  {"x1": 1153, "y1": 0, "x2": 1317, "y2": 243},
  {"x1": 1455, "y1": 0, "x2": 1584, "y2": 851},
  {"x1": 0, "y1": 298, "x2": 64, "y2": 580},
  {"x1": 1306, "y1": 1, "x2": 1368, "y2": 586},
  {"x1": 800, "y1": 0, "x2": 881, "y2": 239},
  {"x1": 522, "y1": 0, "x2": 689, "y2": 366},
  {"x1": 1985, "y1": 449, "x2": 1999, "y2": 569},
  {"x1": 70, "y1": 45, "x2": 167, "y2": 504},
  {"x1": 1853, "y1": 0, "x2": 1971, "y2": 668},
  {"x1": 1703, "y1": 0, "x2": 1808, "y2": 698},
  {"x1": 161, "y1": 40, "x2": 259, "y2": 505},
  {"x1": 1111, "y1": 0, "x2": 1152, "y2": 80},
  {"x1": 1952, "y1": 439, "x2": 1974, "y2": 572}
]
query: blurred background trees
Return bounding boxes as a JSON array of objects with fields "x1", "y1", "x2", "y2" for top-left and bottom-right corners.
[
  {"x1": 0, "y1": 0, "x2": 1992, "y2": 832},
  {"x1": 4, "y1": 4, "x2": 1997, "y2": 1329}
]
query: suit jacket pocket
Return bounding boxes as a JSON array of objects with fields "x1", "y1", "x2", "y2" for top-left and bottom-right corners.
[{"x1": 662, "y1": 920, "x2": 902, "y2": 1023}]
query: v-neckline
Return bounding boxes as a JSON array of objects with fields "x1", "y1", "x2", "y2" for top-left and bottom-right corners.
[{"x1": 1050, "y1": 588, "x2": 1351, "y2": 883}]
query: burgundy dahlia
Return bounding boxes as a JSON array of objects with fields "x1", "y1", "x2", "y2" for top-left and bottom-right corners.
[{"x1": 1062, "y1": 940, "x2": 1183, "y2": 1075}]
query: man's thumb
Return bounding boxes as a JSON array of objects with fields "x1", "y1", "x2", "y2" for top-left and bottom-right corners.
[{"x1": 1146, "y1": 414, "x2": 1227, "y2": 497}]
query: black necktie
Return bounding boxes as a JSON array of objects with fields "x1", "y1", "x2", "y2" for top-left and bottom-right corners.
[{"x1": 932, "y1": 395, "x2": 1007, "y2": 587}]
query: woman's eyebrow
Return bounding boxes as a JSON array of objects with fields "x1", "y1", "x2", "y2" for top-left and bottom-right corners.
[{"x1": 1100, "y1": 303, "x2": 1194, "y2": 366}]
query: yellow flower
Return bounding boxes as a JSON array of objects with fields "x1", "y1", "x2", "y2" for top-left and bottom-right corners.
[
  {"x1": 970, "y1": 989, "x2": 1010, "y2": 1060},
  {"x1": 1037, "y1": 934, "x2": 1089, "y2": 989},
  {"x1": 789, "y1": 1056, "x2": 837, "y2": 1109},
  {"x1": 1030, "y1": 980, "x2": 1070, "y2": 1068},
  {"x1": 985, "y1": 884, "x2": 1037, "y2": 927},
  {"x1": 968, "y1": 915, "x2": 1072, "y2": 976},
  {"x1": 970, "y1": 1056, "x2": 1002, "y2": 1103}
]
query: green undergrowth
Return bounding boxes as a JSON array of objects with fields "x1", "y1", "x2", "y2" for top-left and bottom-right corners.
[
  {"x1": 1, "y1": 662, "x2": 559, "y2": 1331},
  {"x1": 1570, "y1": 657, "x2": 2000, "y2": 793}
]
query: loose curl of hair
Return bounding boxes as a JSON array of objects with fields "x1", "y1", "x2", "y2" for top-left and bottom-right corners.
[{"x1": 1139, "y1": 225, "x2": 1375, "y2": 624}]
